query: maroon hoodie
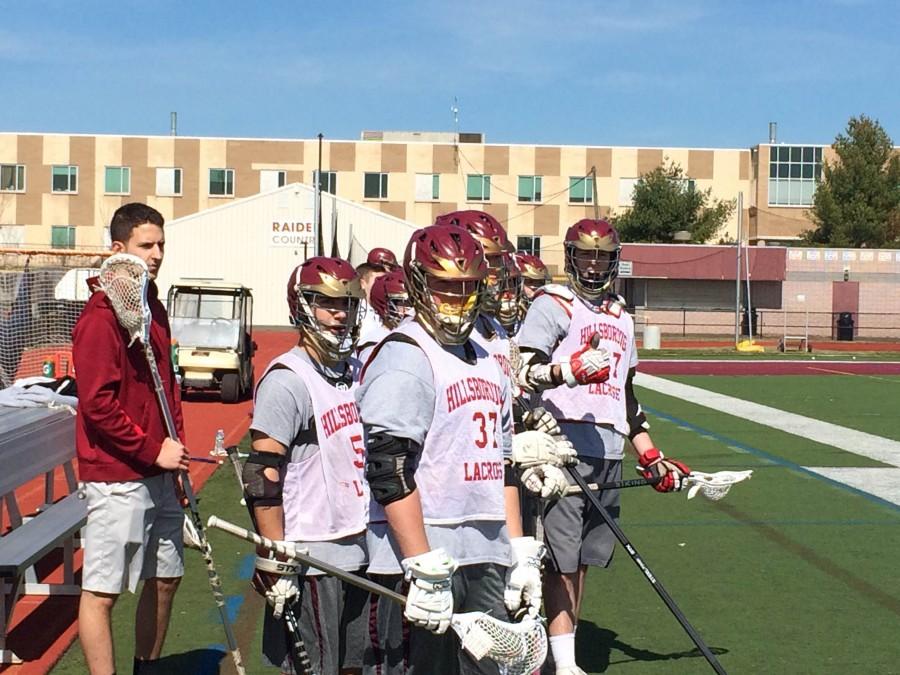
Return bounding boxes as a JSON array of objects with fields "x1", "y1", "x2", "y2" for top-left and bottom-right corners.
[{"x1": 73, "y1": 279, "x2": 185, "y2": 482}]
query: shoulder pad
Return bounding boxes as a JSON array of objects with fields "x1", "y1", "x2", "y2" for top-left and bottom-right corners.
[
  {"x1": 602, "y1": 294, "x2": 627, "y2": 317},
  {"x1": 536, "y1": 284, "x2": 575, "y2": 302}
]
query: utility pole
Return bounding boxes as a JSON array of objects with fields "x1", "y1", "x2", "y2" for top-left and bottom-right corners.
[
  {"x1": 590, "y1": 166, "x2": 599, "y2": 220},
  {"x1": 734, "y1": 192, "x2": 743, "y2": 344},
  {"x1": 315, "y1": 133, "x2": 324, "y2": 257}
]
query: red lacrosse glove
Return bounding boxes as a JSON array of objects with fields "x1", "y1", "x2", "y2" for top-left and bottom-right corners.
[
  {"x1": 560, "y1": 334, "x2": 610, "y2": 386},
  {"x1": 637, "y1": 448, "x2": 691, "y2": 493}
]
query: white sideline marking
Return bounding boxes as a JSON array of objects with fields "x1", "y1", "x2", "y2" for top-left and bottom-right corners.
[
  {"x1": 803, "y1": 467, "x2": 900, "y2": 506},
  {"x1": 635, "y1": 373, "x2": 900, "y2": 468}
]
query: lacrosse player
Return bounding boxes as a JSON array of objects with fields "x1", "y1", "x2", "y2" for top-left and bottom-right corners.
[
  {"x1": 357, "y1": 248, "x2": 400, "y2": 345},
  {"x1": 356, "y1": 268, "x2": 412, "y2": 364},
  {"x1": 356, "y1": 223, "x2": 547, "y2": 674},
  {"x1": 517, "y1": 219, "x2": 691, "y2": 675},
  {"x1": 437, "y1": 211, "x2": 576, "y2": 502},
  {"x1": 73, "y1": 203, "x2": 188, "y2": 675},
  {"x1": 514, "y1": 252, "x2": 552, "y2": 316},
  {"x1": 247, "y1": 257, "x2": 370, "y2": 674}
]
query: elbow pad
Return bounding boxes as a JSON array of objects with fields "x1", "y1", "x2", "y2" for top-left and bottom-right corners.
[
  {"x1": 242, "y1": 451, "x2": 286, "y2": 507},
  {"x1": 625, "y1": 367, "x2": 650, "y2": 440},
  {"x1": 517, "y1": 349, "x2": 563, "y2": 392},
  {"x1": 365, "y1": 433, "x2": 419, "y2": 506}
]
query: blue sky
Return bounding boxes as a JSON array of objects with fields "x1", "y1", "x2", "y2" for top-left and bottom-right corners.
[{"x1": 2, "y1": 0, "x2": 898, "y2": 148}]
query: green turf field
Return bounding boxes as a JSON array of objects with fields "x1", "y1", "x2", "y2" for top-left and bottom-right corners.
[
  {"x1": 664, "y1": 374, "x2": 900, "y2": 442},
  {"x1": 54, "y1": 377, "x2": 900, "y2": 674}
]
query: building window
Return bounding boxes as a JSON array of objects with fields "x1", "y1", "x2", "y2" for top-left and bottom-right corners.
[
  {"x1": 317, "y1": 171, "x2": 337, "y2": 195},
  {"x1": 156, "y1": 168, "x2": 183, "y2": 196},
  {"x1": 466, "y1": 174, "x2": 491, "y2": 201},
  {"x1": 516, "y1": 236, "x2": 541, "y2": 256},
  {"x1": 618, "y1": 178, "x2": 639, "y2": 206},
  {"x1": 209, "y1": 168, "x2": 235, "y2": 196},
  {"x1": 415, "y1": 173, "x2": 440, "y2": 201},
  {"x1": 51, "y1": 165, "x2": 78, "y2": 193},
  {"x1": 768, "y1": 146, "x2": 823, "y2": 207},
  {"x1": 364, "y1": 172, "x2": 388, "y2": 199},
  {"x1": 104, "y1": 166, "x2": 131, "y2": 195},
  {"x1": 569, "y1": 176, "x2": 593, "y2": 204},
  {"x1": 0, "y1": 164, "x2": 25, "y2": 192},
  {"x1": 260, "y1": 169, "x2": 287, "y2": 192},
  {"x1": 51, "y1": 225, "x2": 76, "y2": 249},
  {"x1": 518, "y1": 176, "x2": 542, "y2": 203}
]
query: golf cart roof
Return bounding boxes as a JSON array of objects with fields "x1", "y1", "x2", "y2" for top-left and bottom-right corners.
[{"x1": 172, "y1": 278, "x2": 251, "y2": 292}]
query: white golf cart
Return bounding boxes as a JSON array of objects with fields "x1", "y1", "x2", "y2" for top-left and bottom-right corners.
[{"x1": 167, "y1": 280, "x2": 255, "y2": 403}]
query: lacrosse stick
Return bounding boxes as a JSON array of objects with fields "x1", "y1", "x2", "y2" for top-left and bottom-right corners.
[
  {"x1": 98, "y1": 254, "x2": 245, "y2": 675},
  {"x1": 223, "y1": 444, "x2": 315, "y2": 675},
  {"x1": 565, "y1": 470, "x2": 753, "y2": 498},
  {"x1": 565, "y1": 465, "x2": 727, "y2": 674},
  {"x1": 208, "y1": 515, "x2": 548, "y2": 675}
]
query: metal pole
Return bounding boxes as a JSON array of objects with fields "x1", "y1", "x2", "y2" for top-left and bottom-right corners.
[
  {"x1": 734, "y1": 192, "x2": 743, "y2": 344},
  {"x1": 315, "y1": 133, "x2": 324, "y2": 256},
  {"x1": 590, "y1": 166, "x2": 599, "y2": 220}
]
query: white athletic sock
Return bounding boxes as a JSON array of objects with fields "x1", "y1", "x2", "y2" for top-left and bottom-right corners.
[{"x1": 549, "y1": 633, "x2": 576, "y2": 669}]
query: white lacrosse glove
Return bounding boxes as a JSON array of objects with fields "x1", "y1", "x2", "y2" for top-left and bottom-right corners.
[
  {"x1": 254, "y1": 554, "x2": 302, "y2": 620},
  {"x1": 504, "y1": 536, "x2": 546, "y2": 617},
  {"x1": 512, "y1": 430, "x2": 560, "y2": 468},
  {"x1": 520, "y1": 463, "x2": 570, "y2": 499},
  {"x1": 401, "y1": 548, "x2": 458, "y2": 634},
  {"x1": 521, "y1": 406, "x2": 562, "y2": 437}
]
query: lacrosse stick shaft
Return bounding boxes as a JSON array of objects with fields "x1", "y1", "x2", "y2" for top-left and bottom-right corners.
[
  {"x1": 209, "y1": 516, "x2": 407, "y2": 604},
  {"x1": 565, "y1": 476, "x2": 661, "y2": 495},
  {"x1": 565, "y1": 467, "x2": 727, "y2": 674},
  {"x1": 143, "y1": 345, "x2": 246, "y2": 675},
  {"x1": 223, "y1": 444, "x2": 315, "y2": 675}
]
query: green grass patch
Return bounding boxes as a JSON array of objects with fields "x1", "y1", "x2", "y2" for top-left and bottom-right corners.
[
  {"x1": 663, "y1": 374, "x2": 900, "y2": 443},
  {"x1": 638, "y1": 348, "x2": 900, "y2": 361}
]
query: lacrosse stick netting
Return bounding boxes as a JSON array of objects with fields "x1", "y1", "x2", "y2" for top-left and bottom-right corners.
[
  {"x1": 207, "y1": 515, "x2": 547, "y2": 673},
  {"x1": 98, "y1": 253, "x2": 151, "y2": 345},
  {"x1": 684, "y1": 470, "x2": 753, "y2": 501}
]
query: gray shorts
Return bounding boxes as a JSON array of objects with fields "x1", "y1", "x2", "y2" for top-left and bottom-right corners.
[
  {"x1": 366, "y1": 563, "x2": 508, "y2": 675},
  {"x1": 541, "y1": 458, "x2": 622, "y2": 574},
  {"x1": 263, "y1": 573, "x2": 372, "y2": 674},
  {"x1": 81, "y1": 473, "x2": 185, "y2": 594}
]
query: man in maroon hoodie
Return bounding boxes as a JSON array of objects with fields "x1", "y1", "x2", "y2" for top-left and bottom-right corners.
[{"x1": 74, "y1": 203, "x2": 190, "y2": 675}]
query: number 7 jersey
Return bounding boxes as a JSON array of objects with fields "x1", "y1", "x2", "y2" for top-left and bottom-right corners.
[{"x1": 539, "y1": 292, "x2": 636, "y2": 438}]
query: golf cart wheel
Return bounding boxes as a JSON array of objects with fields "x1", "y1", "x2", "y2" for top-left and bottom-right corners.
[{"x1": 221, "y1": 373, "x2": 240, "y2": 403}]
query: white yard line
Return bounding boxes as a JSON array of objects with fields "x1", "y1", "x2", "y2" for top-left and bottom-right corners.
[{"x1": 635, "y1": 373, "x2": 900, "y2": 468}]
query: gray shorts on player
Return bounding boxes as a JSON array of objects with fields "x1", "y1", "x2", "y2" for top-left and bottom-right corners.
[
  {"x1": 365, "y1": 563, "x2": 508, "y2": 675},
  {"x1": 541, "y1": 457, "x2": 622, "y2": 574},
  {"x1": 81, "y1": 473, "x2": 185, "y2": 594},
  {"x1": 263, "y1": 573, "x2": 372, "y2": 674}
]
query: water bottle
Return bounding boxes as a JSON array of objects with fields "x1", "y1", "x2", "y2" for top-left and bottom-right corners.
[{"x1": 212, "y1": 428, "x2": 226, "y2": 457}]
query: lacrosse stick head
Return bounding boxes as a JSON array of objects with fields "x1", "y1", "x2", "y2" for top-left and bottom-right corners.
[
  {"x1": 450, "y1": 613, "x2": 547, "y2": 674},
  {"x1": 685, "y1": 470, "x2": 753, "y2": 501},
  {"x1": 98, "y1": 253, "x2": 151, "y2": 345}
]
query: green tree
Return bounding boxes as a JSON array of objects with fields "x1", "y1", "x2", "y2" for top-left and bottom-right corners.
[
  {"x1": 804, "y1": 115, "x2": 900, "y2": 247},
  {"x1": 613, "y1": 162, "x2": 734, "y2": 243}
]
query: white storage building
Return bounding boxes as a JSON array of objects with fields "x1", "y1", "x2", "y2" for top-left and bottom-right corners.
[{"x1": 155, "y1": 183, "x2": 419, "y2": 326}]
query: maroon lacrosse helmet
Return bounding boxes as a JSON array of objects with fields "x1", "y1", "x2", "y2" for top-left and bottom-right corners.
[
  {"x1": 564, "y1": 219, "x2": 621, "y2": 298},
  {"x1": 367, "y1": 247, "x2": 399, "y2": 271},
  {"x1": 514, "y1": 252, "x2": 551, "y2": 314},
  {"x1": 369, "y1": 268, "x2": 412, "y2": 329},
  {"x1": 434, "y1": 210, "x2": 510, "y2": 312},
  {"x1": 497, "y1": 252, "x2": 523, "y2": 332},
  {"x1": 287, "y1": 256, "x2": 363, "y2": 362},
  {"x1": 404, "y1": 223, "x2": 487, "y2": 345}
]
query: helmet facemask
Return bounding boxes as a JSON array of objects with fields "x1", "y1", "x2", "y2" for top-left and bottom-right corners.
[
  {"x1": 408, "y1": 265, "x2": 484, "y2": 345},
  {"x1": 296, "y1": 291, "x2": 362, "y2": 363},
  {"x1": 565, "y1": 245, "x2": 620, "y2": 298},
  {"x1": 384, "y1": 291, "x2": 413, "y2": 329},
  {"x1": 496, "y1": 256, "x2": 523, "y2": 332},
  {"x1": 481, "y1": 253, "x2": 508, "y2": 313}
]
